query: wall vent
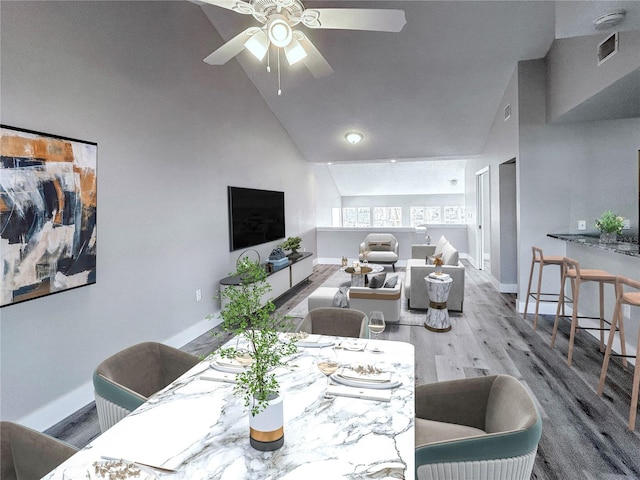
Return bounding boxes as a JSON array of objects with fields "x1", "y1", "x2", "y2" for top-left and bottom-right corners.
[
  {"x1": 504, "y1": 104, "x2": 511, "y2": 121},
  {"x1": 598, "y1": 32, "x2": 618, "y2": 65}
]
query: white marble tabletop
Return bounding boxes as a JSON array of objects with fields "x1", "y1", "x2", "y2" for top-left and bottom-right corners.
[{"x1": 43, "y1": 336, "x2": 415, "y2": 479}]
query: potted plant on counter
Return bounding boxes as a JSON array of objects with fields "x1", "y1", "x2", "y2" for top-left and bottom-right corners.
[
  {"x1": 217, "y1": 257, "x2": 297, "y2": 451},
  {"x1": 595, "y1": 211, "x2": 624, "y2": 244}
]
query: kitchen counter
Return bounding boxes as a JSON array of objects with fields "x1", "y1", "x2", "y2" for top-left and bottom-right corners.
[{"x1": 547, "y1": 233, "x2": 639, "y2": 258}]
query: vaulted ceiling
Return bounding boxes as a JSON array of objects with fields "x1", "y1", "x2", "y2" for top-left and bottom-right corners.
[{"x1": 194, "y1": 0, "x2": 639, "y2": 193}]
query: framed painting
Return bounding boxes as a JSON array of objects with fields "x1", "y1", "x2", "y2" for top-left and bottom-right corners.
[{"x1": 1, "y1": 125, "x2": 97, "y2": 307}]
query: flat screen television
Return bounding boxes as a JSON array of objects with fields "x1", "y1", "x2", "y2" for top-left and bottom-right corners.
[{"x1": 228, "y1": 186, "x2": 285, "y2": 251}]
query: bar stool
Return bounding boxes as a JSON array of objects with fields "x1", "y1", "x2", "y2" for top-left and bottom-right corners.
[
  {"x1": 523, "y1": 246, "x2": 565, "y2": 330},
  {"x1": 550, "y1": 257, "x2": 626, "y2": 367},
  {"x1": 597, "y1": 276, "x2": 640, "y2": 430}
]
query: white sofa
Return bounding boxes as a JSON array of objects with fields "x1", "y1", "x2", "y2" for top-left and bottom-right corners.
[
  {"x1": 404, "y1": 238, "x2": 465, "y2": 311},
  {"x1": 349, "y1": 278, "x2": 402, "y2": 324},
  {"x1": 358, "y1": 233, "x2": 399, "y2": 271}
]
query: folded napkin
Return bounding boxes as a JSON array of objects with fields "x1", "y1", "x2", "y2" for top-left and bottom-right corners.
[
  {"x1": 200, "y1": 369, "x2": 236, "y2": 383},
  {"x1": 326, "y1": 384, "x2": 391, "y2": 402},
  {"x1": 338, "y1": 367, "x2": 392, "y2": 383}
]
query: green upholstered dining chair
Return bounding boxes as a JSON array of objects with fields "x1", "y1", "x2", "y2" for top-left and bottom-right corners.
[
  {"x1": 415, "y1": 375, "x2": 542, "y2": 480},
  {"x1": 1, "y1": 421, "x2": 78, "y2": 480},
  {"x1": 93, "y1": 341, "x2": 199, "y2": 432},
  {"x1": 299, "y1": 307, "x2": 368, "y2": 339}
]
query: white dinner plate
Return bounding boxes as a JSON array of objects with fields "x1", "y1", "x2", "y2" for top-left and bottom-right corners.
[{"x1": 330, "y1": 373, "x2": 401, "y2": 390}]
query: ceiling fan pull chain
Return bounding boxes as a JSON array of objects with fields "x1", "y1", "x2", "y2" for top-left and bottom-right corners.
[
  {"x1": 277, "y1": 48, "x2": 282, "y2": 96},
  {"x1": 266, "y1": 43, "x2": 271, "y2": 73}
]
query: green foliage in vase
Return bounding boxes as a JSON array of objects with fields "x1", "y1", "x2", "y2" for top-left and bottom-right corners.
[
  {"x1": 279, "y1": 236, "x2": 302, "y2": 253},
  {"x1": 595, "y1": 211, "x2": 624, "y2": 234},
  {"x1": 217, "y1": 258, "x2": 297, "y2": 415}
]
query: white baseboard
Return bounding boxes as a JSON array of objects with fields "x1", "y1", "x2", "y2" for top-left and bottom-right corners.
[{"x1": 19, "y1": 316, "x2": 217, "y2": 432}]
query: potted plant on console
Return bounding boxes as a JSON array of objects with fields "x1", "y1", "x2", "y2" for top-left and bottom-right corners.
[
  {"x1": 217, "y1": 257, "x2": 297, "y2": 451},
  {"x1": 279, "y1": 236, "x2": 302, "y2": 258}
]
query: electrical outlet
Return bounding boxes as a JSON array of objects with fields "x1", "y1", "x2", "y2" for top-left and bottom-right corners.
[
  {"x1": 623, "y1": 219, "x2": 630, "y2": 230},
  {"x1": 578, "y1": 220, "x2": 586, "y2": 230},
  {"x1": 195, "y1": 289, "x2": 202, "y2": 302}
]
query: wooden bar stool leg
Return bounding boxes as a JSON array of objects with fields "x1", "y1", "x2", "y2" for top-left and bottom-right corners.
[
  {"x1": 524, "y1": 255, "x2": 535, "y2": 321},
  {"x1": 551, "y1": 270, "x2": 566, "y2": 348},
  {"x1": 618, "y1": 305, "x2": 627, "y2": 368},
  {"x1": 567, "y1": 277, "x2": 580, "y2": 367},
  {"x1": 597, "y1": 296, "x2": 622, "y2": 396},
  {"x1": 533, "y1": 259, "x2": 544, "y2": 330},
  {"x1": 598, "y1": 282, "x2": 606, "y2": 351},
  {"x1": 629, "y1": 328, "x2": 640, "y2": 430}
]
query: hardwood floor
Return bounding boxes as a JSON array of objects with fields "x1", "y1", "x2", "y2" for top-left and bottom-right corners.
[{"x1": 46, "y1": 261, "x2": 640, "y2": 479}]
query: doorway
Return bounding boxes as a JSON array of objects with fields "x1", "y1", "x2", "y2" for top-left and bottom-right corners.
[{"x1": 475, "y1": 167, "x2": 490, "y2": 272}]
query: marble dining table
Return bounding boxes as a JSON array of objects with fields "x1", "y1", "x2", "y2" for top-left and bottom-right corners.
[{"x1": 43, "y1": 335, "x2": 415, "y2": 479}]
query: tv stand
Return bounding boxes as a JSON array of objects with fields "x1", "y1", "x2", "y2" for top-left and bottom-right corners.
[{"x1": 220, "y1": 252, "x2": 313, "y2": 306}]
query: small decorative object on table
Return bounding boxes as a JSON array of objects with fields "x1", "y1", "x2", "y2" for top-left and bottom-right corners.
[
  {"x1": 433, "y1": 255, "x2": 444, "y2": 275},
  {"x1": 341, "y1": 256, "x2": 348, "y2": 267},
  {"x1": 595, "y1": 210, "x2": 624, "y2": 244}
]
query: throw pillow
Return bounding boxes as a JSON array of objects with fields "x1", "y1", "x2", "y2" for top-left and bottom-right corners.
[
  {"x1": 434, "y1": 235, "x2": 449, "y2": 257},
  {"x1": 368, "y1": 273, "x2": 387, "y2": 289},
  {"x1": 384, "y1": 275, "x2": 398, "y2": 288},
  {"x1": 441, "y1": 242, "x2": 459, "y2": 265}
]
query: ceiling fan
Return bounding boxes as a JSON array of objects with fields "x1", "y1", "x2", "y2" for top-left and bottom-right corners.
[{"x1": 200, "y1": 0, "x2": 406, "y2": 91}]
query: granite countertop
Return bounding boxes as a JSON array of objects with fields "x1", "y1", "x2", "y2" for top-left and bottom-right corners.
[{"x1": 547, "y1": 233, "x2": 640, "y2": 258}]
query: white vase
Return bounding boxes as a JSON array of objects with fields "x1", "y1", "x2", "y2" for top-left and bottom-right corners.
[{"x1": 249, "y1": 394, "x2": 284, "y2": 451}]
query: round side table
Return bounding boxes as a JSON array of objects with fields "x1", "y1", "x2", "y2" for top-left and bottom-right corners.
[{"x1": 424, "y1": 275, "x2": 453, "y2": 332}]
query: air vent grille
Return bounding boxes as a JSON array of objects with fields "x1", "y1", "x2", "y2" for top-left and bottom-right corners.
[{"x1": 598, "y1": 32, "x2": 618, "y2": 65}]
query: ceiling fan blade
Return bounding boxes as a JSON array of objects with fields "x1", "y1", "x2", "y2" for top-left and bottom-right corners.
[
  {"x1": 197, "y1": 0, "x2": 254, "y2": 15},
  {"x1": 295, "y1": 32, "x2": 334, "y2": 78},
  {"x1": 203, "y1": 28, "x2": 260, "y2": 65},
  {"x1": 301, "y1": 8, "x2": 406, "y2": 33}
]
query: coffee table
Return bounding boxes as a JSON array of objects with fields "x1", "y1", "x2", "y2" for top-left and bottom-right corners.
[{"x1": 343, "y1": 264, "x2": 385, "y2": 287}]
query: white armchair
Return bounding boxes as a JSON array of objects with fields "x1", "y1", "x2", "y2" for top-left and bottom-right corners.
[{"x1": 359, "y1": 233, "x2": 399, "y2": 271}]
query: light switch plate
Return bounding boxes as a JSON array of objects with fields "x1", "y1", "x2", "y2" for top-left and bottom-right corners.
[
  {"x1": 623, "y1": 219, "x2": 630, "y2": 230},
  {"x1": 578, "y1": 220, "x2": 586, "y2": 230}
]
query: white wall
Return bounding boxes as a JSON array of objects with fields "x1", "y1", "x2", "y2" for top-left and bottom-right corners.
[
  {"x1": 312, "y1": 164, "x2": 341, "y2": 227},
  {"x1": 547, "y1": 30, "x2": 640, "y2": 121},
  {"x1": 0, "y1": 1, "x2": 316, "y2": 428},
  {"x1": 467, "y1": 66, "x2": 520, "y2": 289}
]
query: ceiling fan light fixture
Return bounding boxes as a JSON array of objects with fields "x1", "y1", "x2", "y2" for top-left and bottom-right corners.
[
  {"x1": 284, "y1": 37, "x2": 307, "y2": 65},
  {"x1": 268, "y1": 17, "x2": 293, "y2": 48},
  {"x1": 244, "y1": 29, "x2": 269, "y2": 61},
  {"x1": 345, "y1": 132, "x2": 363, "y2": 144}
]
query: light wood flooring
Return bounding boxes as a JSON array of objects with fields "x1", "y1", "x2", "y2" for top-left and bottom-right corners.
[{"x1": 46, "y1": 261, "x2": 640, "y2": 479}]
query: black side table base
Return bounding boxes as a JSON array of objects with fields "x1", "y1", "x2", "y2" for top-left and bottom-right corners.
[{"x1": 424, "y1": 323, "x2": 451, "y2": 333}]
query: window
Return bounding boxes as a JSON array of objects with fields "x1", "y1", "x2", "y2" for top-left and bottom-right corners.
[
  {"x1": 342, "y1": 207, "x2": 370, "y2": 227},
  {"x1": 443, "y1": 206, "x2": 465, "y2": 224},
  {"x1": 410, "y1": 206, "x2": 442, "y2": 226},
  {"x1": 373, "y1": 207, "x2": 402, "y2": 227}
]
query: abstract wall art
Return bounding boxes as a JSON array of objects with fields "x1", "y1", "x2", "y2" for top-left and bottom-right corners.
[{"x1": 1, "y1": 126, "x2": 97, "y2": 307}]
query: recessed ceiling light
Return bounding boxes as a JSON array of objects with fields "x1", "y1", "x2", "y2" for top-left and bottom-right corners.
[
  {"x1": 345, "y1": 132, "x2": 363, "y2": 144},
  {"x1": 390, "y1": 159, "x2": 397, "y2": 163}
]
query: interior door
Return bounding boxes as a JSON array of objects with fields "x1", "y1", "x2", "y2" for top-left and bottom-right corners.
[{"x1": 476, "y1": 167, "x2": 490, "y2": 271}]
